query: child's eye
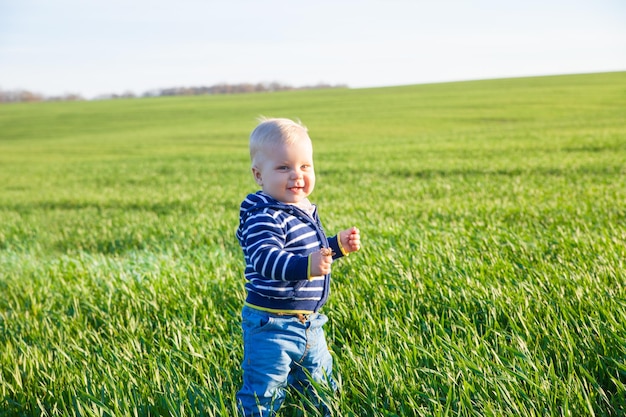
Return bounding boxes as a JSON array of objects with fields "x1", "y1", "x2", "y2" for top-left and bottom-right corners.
[{"x1": 277, "y1": 166, "x2": 289, "y2": 171}]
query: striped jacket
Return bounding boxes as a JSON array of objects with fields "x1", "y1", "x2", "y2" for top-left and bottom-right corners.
[{"x1": 236, "y1": 191, "x2": 344, "y2": 313}]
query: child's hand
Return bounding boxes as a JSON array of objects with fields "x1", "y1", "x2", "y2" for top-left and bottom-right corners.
[
  {"x1": 309, "y1": 249, "x2": 333, "y2": 277},
  {"x1": 340, "y1": 227, "x2": 361, "y2": 254}
]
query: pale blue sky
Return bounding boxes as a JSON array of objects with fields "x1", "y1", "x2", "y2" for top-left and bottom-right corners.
[{"x1": 1, "y1": 0, "x2": 625, "y2": 98}]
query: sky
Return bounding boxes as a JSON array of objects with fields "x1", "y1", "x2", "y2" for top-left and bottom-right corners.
[{"x1": 1, "y1": 0, "x2": 625, "y2": 99}]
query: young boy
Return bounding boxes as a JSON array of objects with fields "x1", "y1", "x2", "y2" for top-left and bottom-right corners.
[{"x1": 236, "y1": 117, "x2": 360, "y2": 416}]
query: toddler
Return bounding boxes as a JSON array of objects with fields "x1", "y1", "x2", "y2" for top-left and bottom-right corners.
[{"x1": 235, "y1": 117, "x2": 360, "y2": 416}]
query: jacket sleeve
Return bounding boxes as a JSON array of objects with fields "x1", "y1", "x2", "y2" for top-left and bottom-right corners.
[
  {"x1": 327, "y1": 235, "x2": 346, "y2": 260},
  {"x1": 242, "y1": 212, "x2": 309, "y2": 281}
]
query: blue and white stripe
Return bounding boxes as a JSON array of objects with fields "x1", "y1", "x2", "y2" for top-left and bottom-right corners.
[{"x1": 236, "y1": 191, "x2": 343, "y2": 312}]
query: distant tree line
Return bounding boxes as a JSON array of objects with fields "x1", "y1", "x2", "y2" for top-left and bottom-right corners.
[
  {"x1": 0, "y1": 89, "x2": 84, "y2": 103},
  {"x1": 0, "y1": 82, "x2": 348, "y2": 103}
]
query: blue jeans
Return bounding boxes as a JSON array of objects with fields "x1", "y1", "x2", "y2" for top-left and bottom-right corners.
[{"x1": 237, "y1": 306, "x2": 337, "y2": 416}]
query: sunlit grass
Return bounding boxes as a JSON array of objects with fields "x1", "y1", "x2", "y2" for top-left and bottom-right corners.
[{"x1": 1, "y1": 72, "x2": 625, "y2": 416}]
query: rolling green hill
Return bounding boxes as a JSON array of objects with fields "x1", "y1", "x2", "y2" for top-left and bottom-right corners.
[{"x1": 1, "y1": 72, "x2": 625, "y2": 416}]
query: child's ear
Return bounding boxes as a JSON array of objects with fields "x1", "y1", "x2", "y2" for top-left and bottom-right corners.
[{"x1": 251, "y1": 167, "x2": 263, "y2": 186}]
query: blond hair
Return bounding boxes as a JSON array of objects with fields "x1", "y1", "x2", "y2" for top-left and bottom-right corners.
[{"x1": 249, "y1": 117, "x2": 309, "y2": 167}]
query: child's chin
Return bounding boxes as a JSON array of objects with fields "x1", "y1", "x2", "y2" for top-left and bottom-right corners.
[
  {"x1": 286, "y1": 190, "x2": 307, "y2": 200},
  {"x1": 285, "y1": 197, "x2": 304, "y2": 204}
]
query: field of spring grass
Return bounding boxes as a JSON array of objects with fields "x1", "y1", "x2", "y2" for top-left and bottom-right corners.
[{"x1": 1, "y1": 71, "x2": 625, "y2": 416}]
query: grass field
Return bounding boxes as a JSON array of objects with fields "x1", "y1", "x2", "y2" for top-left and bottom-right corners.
[{"x1": 1, "y1": 72, "x2": 625, "y2": 416}]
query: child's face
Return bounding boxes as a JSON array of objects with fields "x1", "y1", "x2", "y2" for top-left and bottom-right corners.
[{"x1": 252, "y1": 133, "x2": 315, "y2": 204}]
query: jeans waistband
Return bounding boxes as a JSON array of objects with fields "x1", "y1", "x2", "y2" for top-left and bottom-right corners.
[{"x1": 244, "y1": 305, "x2": 317, "y2": 324}]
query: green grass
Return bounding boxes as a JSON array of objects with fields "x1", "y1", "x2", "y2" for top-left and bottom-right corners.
[{"x1": 1, "y1": 72, "x2": 625, "y2": 416}]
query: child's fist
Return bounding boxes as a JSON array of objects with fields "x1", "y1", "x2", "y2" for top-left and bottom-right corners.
[
  {"x1": 309, "y1": 249, "x2": 333, "y2": 277},
  {"x1": 340, "y1": 227, "x2": 361, "y2": 253}
]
